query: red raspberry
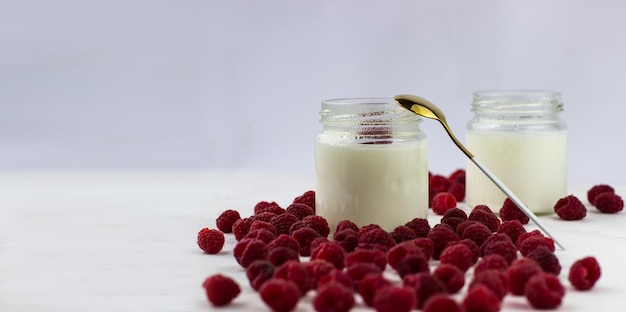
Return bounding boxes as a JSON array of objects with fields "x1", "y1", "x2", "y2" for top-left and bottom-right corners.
[
  {"x1": 233, "y1": 238, "x2": 268, "y2": 268},
  {"x1": 474, "y1": 254, "x2": 509, "y2": 276},
  {"x1": 244, "y1": 228, "x2": 276, "y2": 244},
  {"x1": 232, "y1": 217, "x2": 254, "y2": 241},
  {"x1": 440, "y1": 217, "x2": 465, "y2": 232},
  {"x1": 335, "y1": 219, "x2": 359, "y2": 233},
  {"x1": 594, "y1": 192, "x2": 624, "y2": 213},
  {"x1": 430, "y1": 174, "x2": 452, "y2": 195},
  {"x1": 313, "y1": 282, "x2": 355, "y2": 312},
  {"x1": 462, "y1": 284, "x2": 501, "y2": 312},
  {"x1": 448, "y1": 168, "x2": 466, "y2": 184},
  {"x1": 460, "y1": 222, "x2": 492, "y2": 247},
  {"x1": 267, "y1": 246, "x2": 299, "y2": 267},
  {"x1": 311, "y1": 241, "x2": 346, "y2": 269},
  {"x1": 359, "y1": 223, "x2": 383, "y2": 235},
  {"x1": 480, "y1": 233, "x2": 513, "y2": 253},
  {"x1": 344, "y1": 249, "x2": 387, "y2": 271},
  {"x1": 481, "y1": 239, "x2": 518, "y2": 265},
  {"x1": 274, "y1": 260, "x2": 312, "y2": 296},
  {"x1": 285, "y1": 203, "x2": 314, "y2": 220},
  {"x1": 469, "y1": 269, "x2": 509, "y2": 300},
  {"x1": 357, "y1": 228, "x2": 397, "y2": 252},
  {"x1": 554, "y1": 194, "x2": 587, "y2": 220},
  {"x1": 568, "y1": 256, "x2": 601, "y2": 290},
  {"x1": 423, "y1": 294, "x2": 463, "y2": 312},
  {"x1": 268, "y1": 234, "x2": 300, "y2": 253},
  {"x1": 259, "y1": 278, "x2": 300, "y2": 312},
  {"x1": 358, "y1": 274, "x2": 392, "y2": 306},
  {"x1": 252, "y1": 211, "x2": 278, "y2": 223},
  {"x1": 507, "y1": 258, "x2": 542, "y2": 295},
  {"x1": 202, "y1": 274, "x2": 241, "y2": 306},
  {"x1": 373, "y1": 286, "x2": 417, "y2": 312},
  {"x1": 254, "y1": 201, "x2": 284, "y2": 215},
  {"x1": 432, "y1": 192, "x2": 457, "y2": 215},
  {"x1": 450, "y1": 239, "x2": 480, "y2": 264},
  {"x1": 519, "y1": 234, "x2": 555, "y2": 256},
  {"x1": 317, "y1": 269, "x2": 353, "y2": 290},
  {"x1": 288, "y1": 221, "x2": 308, "y2": 234},
  {"x1": 448, "y1": 182, "x2": 466, "y2": 202},
  {"x1": 527, "y1": 246, "x2": 561, "y2": 275},
  {"x1": 525, "y1": 273, "x2": 565, "y2": 309},
  {"x1": 270, "y1": 213, "x2": 300, "y2": 236},
  {"x1": 433, "y1": 264, "x2": 465, "y2": 294},
  {"x1": 291, "y1": 226, "x2": 321, "y2": 256},
  {"x1": 468, "y1": 207, "x2": 501, "y2": 232},
  {"x1": 427, "y1": 225, "x2": 460, "y2": 260},
  {"x1": 303, "y1": 215, "x2": 330, "y2": 237},
  {"x1": 455, "y1": 220, "x2": 478, "y2": 237},
  {"x1": 304, "y1": 259, "x2": 336, "y2": 289},
  {"x1": 515, "y1": 229, "x2": 542, "y2": 247},
  {"x1": 395, "y1": 254, "x2": 430, "y2": 278},
  {"x1": 439, "y1": 243, "x2": 473, "y2": 272},
  {"x1": 215, "y1": 209, "x2": 241, "y2": 233},
  {"x1": 333, "y1": 229, "x2": 359, "y2": 252},
  {"x1": 197, "y1": 228, "x2": 225, "y2": 254},
  {"x1": 292, "y1": 190, "x2": 315, "y2": 211},
  {"x1": 405, "y1": 218, "x2": 431, "y2": 238},
  {"x1": 387, "y1": 241, "x2": 424, "y2": 270},
  {"x1": 402, "y1": 272, "x2": 447, "y2": 309},
  {"x1": 412, "y1": 237, "x2": 435, "y2": 260},
  {"x1": 346, "y1": 262, "x2": 383, "y2": 290},
  {"x1": 499, "y1": 198, "x2": 530, "y2": 224},
  {"x1": 246, "y1": 260, "x2": 275, "y2": 291},
  {"x1": 587, "y1": 184, "x2": 615, "y2": 205},
  {"x1": 442, "y1": 207, "x2": 468, "y2": 221},
  {"x1": 496, "y1": 220, "x2": 527, "y2": 245},
  {"x1": 391, "y1": 225, "x2": 418, "y2": 243}
]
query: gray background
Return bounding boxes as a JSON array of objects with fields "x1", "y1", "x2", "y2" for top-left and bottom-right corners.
[{"x1": 1, "y1": 0, "x2": 624, "y2": 184}]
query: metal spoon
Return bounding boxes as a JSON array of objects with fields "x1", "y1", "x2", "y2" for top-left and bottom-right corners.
[{"x1": 394, "y1": 94, "x2": 564, "y2": 250}]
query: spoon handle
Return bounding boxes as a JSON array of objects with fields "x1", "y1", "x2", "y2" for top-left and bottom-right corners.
[{"x1": 469, "y1": 157, "x2": 565, "y2": 250}]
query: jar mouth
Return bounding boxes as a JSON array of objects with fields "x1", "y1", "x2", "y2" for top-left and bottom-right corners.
[
  {"x1": 472, "y1": 90, "x2": 563, "y2": 114},
  {"x1": 320, "y1": 97, "x2": 422, "y2": 125}
]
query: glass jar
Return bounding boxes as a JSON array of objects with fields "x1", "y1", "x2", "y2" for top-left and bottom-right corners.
[
  {"x1": 315, "y1": 98, "x2": 429, "y2": 233},
  {"x1": 465, "y1": 90, "x2": 567, "y2": 214}
]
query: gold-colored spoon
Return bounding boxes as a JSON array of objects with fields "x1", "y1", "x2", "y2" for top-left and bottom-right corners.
[{"x1": 394, "y1": 94, "x2": 564, "y2": 250}]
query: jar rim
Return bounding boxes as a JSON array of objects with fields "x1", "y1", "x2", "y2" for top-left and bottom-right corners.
[{"x1": 472, "y1": 90, "x2": 563, "y2": 114}]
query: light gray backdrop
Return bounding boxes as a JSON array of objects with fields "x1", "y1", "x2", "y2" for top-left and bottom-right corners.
[{"x1": 1, "y1": 0, "x2": 624, "y2": 184}]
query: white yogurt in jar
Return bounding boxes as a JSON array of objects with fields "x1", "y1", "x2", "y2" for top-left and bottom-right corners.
[
  {"x1": 466, "y1": 130, "x2": 567, "y2": 214},
  {"x1": 315, "y1": 139, "x2": 429, "y2": 233}
]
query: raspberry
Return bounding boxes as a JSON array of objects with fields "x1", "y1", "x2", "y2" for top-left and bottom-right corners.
[
  {"x1": 318, "y1": 269, "x2": 354, "y2": 290},
  {"x1": 462, "y1": 284, "x2": 501, "y2": 312},
  {"x1": 427, "y1": 225, "x2": 460, "y2": 260},
  {"x1": 469, "y1": 269, "x2": 509, "y2": 300},
  {"x1": 197, "y1": 228, "x2": 225, "y2": 254},
  {"x1": 587, "y1": 184, "x2": 615, "y2": 205},
  {"x1": 442, "y1": 207, "x2": 468, "y2": 221},
  {"x1": 344, "y1": 249, "x2": 387, "y2": 271},
  {"x1": 232, "y1": 217, "x2": 254, "y2": 241},
  {"x1": 450, "y1": 239, "x2": 480, "y2": 264},
  {"x1": 430, "y1": 174, "x2": 452, "y2": 195},
  {"x1": 216, "y1": 209, "x2": 241, "y2": 233},
  {"x1": 285, "y1": 203, "x2": 314, "y2": 220},
  {"x1": 432, "y1": 192, "x2": 457, "y2": 215},
  {"x1": 202, "y1": 274, "x2": 241, "y2": 306},
  {"x1": 270, "y1": 213, "x2": 300, "y2": 236},
  {"x1": 244, "y1": 228, "x2": 276, "y2": 244},
  {"x1": 335, "y1": 219, "x2": 359, "y2": 233},
  {"x1": 391, "y1": 225, "x2": 418, "y2": 243},
  {"x1": 473, "y1": 204, "x2": 493, "y2": 213},
  {"x1": 441, "y1": 217, "x2": 465, "y2": 232},
  {"x1": 405, "y1": 218, "x2": 431, "y2": 238},
  {"x1": 267, "y1": 246, "x2": 299, "y2": 266},
  {"x1": 515, "y1": 229, "x2": 542, "y2": 247},
  {"x1": 268, "y1": 234, "x2": 300, "y2": 253},
  {"x1": 274, "y1": 260, "x2": 312, "y2": 296},
  {"x1": 455, "y1": 220, "x2": 478, "y2": 237},
  {"x1": 304, "y1": 259, "x2": 336, "y2": 288},
  {"x1": 496, "y1": 220, "x2": 527, "y2": 245},
  {"x1": 507, "y1": 258, "x2": 542, "y2": 295},
  {"x1": 468, "y1": 207, "x2": 501, "y2": 232},
  {"x1": 310, "y1": 237, "x2": 330, "y2": 254},
  {"x1": 433, "y1": 264, "x2": 465, "y2": 293},
  {"x1": 554, "y1": 194, "x2": 587, "y2": 220},
  {"x1": 519, "y1": 234, "x2": 555, "y2": 256},
  {"x1": 412, "y1": 237, "x2": 435, "y2": 260},
  {"x1": 460, "y1": 222, "x2": 492, "y2": 247},
  {"x1": 288, "y1": 221, "x2": 308, "y2": 234},
  {"x1": 594, "y1": 192, "x2": 624, "y2": 213},
  {"x1": 448, "y1": 182, "x2": 466, "y2": 202},
  {"x1": 346, "y1": 262, "x2": 383, "y2": 290},
  {"x1": 423, "y1": 294, "x2": 463, "y2": 312},
  {"x1": 357, "y1": 228, "x2": 397, "y2": 252},
  {"x1": 292, "y1": 190, "x2": 315, "y2": 211},
  {"x1": 259, "y1": 278, "x2": 300, "y2": 312},
  {"x1": 303, "y1": 215, "x2": 330, "y2": 237},
  {"x1": 524, "y1": 273, "x2": 565, "y2": 309},
  {"x1": 359, "y1": 223, "x2": 383, "y2": 235},
  {"x1": 373, "y1": 286, "x2": 417, "y2": 312},
  {"x1": 481, "y1": 239, "x2": 518, "y2": 265},
  {"x1": 313, "y1": 282, "x2": 355, "y2": 312},
  {"x1": 402, "y1": 272, "x2": 446, "y2": 309},
  {"x1": 448, "y1": 168, "x2": 466, "y2": 185},
  {"x1": 568, "y1": 256, "x2": 601, "y2": 290},
  {"x1": 233, "y1": 238, "x2": 268, "y2": 268},
  {"x1": 439, "y1": 243, "x2": 473, "y2": 272},
  {"x1": 480, "y1": 233, "x2": 512, "y2": 253},
  {"x1": 499, "y1": 198, "x2": 530, "y2": 224},
  {"x1": 291, "y1": 226, "x2": 321, "y2": 256},
  {"x1": 246, "y1": 260, "x2": 275, "y2": 291},
  {"x1": 395, "y1": 254, "x2": 430, "y2": 277},
  {"x1": 254, "y1": 201, "x2": 284, "y2": 215},
  {"x1": 527, "y1": 246, "x2": 561, "y2": 275},
  {"x1": 333, "y1": 229, "x2": 359, "y2": 252},
  {"x1": 358, "y1": 274, "x2": 392, "y2": 306},
  {"x1": 250, "y1": 220, "x2": 278, "y2": 235},
  {"x1": 252, "y1": 211, "x2": 278, "y2": 223},
  {"x1": 474, "y1": 254, "x2": 510, "y2": 276},
  {"x1": 311, "y1": 241, "x2": 346, "y2": 269},
  {"x1": 387, "y1": 241, "x2": 424, "y2": 270}
]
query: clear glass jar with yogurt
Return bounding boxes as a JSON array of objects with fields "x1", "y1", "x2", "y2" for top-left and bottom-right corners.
[
  {"x1": 466, "y1": 90, "x2": 567, "y2": 214},
  {"x1": 315, "y1": 98, "x2": 429, "y2": 233}
]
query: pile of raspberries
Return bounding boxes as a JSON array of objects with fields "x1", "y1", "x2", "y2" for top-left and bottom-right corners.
[{"x1": 198, "y1": 170, "x2": 614, "y2": 312}]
